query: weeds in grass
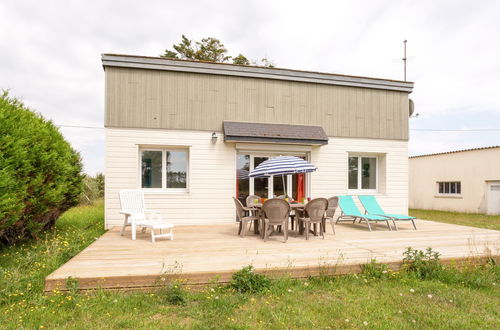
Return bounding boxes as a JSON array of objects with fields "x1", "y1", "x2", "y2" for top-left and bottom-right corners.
[
  {"x1": 229, "y1": 265, "x2": 271, "y2": 293},
  {"x1": 158, "y1": 282, "x2": 187, "y2": 305},
  {"x1": 403, "y1": 247, "x2": 442, "y2": 280},
  {"x1": 361, "y1": 259, "x2": 390, "y2": 280}
]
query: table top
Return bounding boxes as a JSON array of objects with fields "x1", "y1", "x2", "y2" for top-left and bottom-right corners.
[{"x1": 252, "y1": 203, "x2": 305, "y2": 208}]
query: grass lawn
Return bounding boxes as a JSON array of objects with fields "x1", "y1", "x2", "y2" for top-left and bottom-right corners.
[
  {"x1": 409, "y1": 209, "x2": 500, "y2": 231},
  {"x1": 0, "y1": 201, "x2": 499, "y2": 329}
]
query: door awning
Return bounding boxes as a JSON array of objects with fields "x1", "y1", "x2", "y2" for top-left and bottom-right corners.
[{"x1": 223, "y1": 121, "x2": 328, "y2": 145}]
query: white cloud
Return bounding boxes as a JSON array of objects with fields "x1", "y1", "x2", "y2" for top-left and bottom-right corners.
[{"x1": 1, "y1": 0, "x2": 499, "y2": 174}]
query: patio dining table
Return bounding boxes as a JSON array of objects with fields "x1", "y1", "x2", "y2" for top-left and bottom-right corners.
[{"x1": 250, "y1": 202, "x2": 306, "y2": 237}]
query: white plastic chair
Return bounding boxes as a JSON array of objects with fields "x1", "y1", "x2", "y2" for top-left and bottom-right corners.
[{"x1": 118, "y1": 189, "x2": 174, "y2": 243}]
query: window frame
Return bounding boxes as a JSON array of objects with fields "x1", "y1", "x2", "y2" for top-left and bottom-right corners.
[
  {"x1": 436, "y1": 181, "x2": 461, "y2": 196},
  {"x1": 139, "y1": 146, "x2": 190, "y2": 193},
  {"x1": 347, "y1": 154, "x2": 378, "y2": 194}
]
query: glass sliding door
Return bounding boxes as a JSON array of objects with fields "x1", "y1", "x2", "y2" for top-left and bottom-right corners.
[
  {"x1": 253, "y1": 157, "x2": 270, "y2": 199},
  {"x1": 236, "y1": 154, "x2": 250, "y2": 205},
  {"x1": 236, "y1": 153, "x2": 308, "y2": 201}
]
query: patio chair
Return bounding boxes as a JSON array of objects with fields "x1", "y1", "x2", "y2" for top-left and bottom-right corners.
[
  {"x1": 262, "y1": 199, "x2": 291, "y2": 243},
  {"x1": 297, "y1": 198, "x2": 328, "y2": 240},
  {"x1": 118, "y1": 189, "x2": 174, "y2": 242},
  {"x1": 246, "y1": 195, "x2": 260, "y2": 208},
  {"x1": 233, "y1": 197, "x2": 259, "y2": 237},
  {"x1": 326, "y1": 197, "x2": 338, "y2": 234},
  {"x1": 358, "y1": 195, "x2": 417, "y2": 230},
  {"x1": 337, "y1": 196, "x2": 392, "y2": 232}
]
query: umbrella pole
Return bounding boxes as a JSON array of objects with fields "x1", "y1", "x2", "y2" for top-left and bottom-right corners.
[{"x1": 282, "y1": 174, "x2": 285, "y2": 197}]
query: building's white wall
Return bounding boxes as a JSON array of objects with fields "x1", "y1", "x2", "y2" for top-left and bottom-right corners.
[
  {"x1": 311, "y1": 137, "x2": 409, "y2": 215},
  {"x1": 105, "y1": 128, "x2": 236, "y2": 229},
  {"x1": 409, "y1": 148, "x2": 500, "y2": 213},
  {"x1": 105, "y1": 128, "x2": 409, "y2": 228}
]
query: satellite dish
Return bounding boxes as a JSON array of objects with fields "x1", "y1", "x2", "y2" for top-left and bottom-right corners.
[{"x1": 409, "y1": 99, "x2": 415, "y2": 117}]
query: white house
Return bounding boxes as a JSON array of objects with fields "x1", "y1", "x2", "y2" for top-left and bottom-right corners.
[
  {"x1": 409, "y1": 146, "x2": 500, "y2": 214},
  {"x1": 102, "y1": 54, "x2": 414, "y2": 228}
]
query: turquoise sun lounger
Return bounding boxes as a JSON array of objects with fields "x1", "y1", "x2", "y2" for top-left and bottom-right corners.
[
  {"x1": 358, "y1": 195, "x2": 417, "y2": 230},
  {"x1": 337, "y1": 196, "x2": 392, "y2": 231}
]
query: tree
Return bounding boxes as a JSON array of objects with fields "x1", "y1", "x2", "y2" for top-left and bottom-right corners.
[
  {"x1": 0, "y1": 91, "x2": 83, "y2": 245},
  {"x1": 161, "y1": 35, "x2": 275, "y2": 67},
  {"x1": 232, "y1": 54, "x2": 250, "y2": 65}
]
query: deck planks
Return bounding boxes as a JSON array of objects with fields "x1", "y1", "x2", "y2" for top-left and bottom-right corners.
[{"x1": 45, "y1": 220, "x2": 500, "y2": 291}]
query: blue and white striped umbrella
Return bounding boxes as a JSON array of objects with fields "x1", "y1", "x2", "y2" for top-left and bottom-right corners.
[{"x1": 249, "y1": 156, "x2": 317, "y2": 178}]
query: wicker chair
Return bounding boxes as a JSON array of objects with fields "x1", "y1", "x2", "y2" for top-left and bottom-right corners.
[
  {"x1": 261, "y1": 199, "x2": 291, "y2": 243},
  {"x1": 246, "y1": 195, "x2": 260, "y2": 207},
  {"x1": 297, "y1": 198, "x2": 328, "y2": 240},
  {"x1": 233, "y1": 197, "x2": 258, "y2": 237},
  {"x1": 326, "y1": 197, "x2": 339, "y2": 234}
]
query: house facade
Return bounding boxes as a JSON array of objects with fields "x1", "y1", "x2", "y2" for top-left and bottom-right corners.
[
  {"x1": 409, "y1": 146, "x2": 500, "y2": 215},
  {"x1": 102, "y1": 54, "x2": 414, "y2": 228}
]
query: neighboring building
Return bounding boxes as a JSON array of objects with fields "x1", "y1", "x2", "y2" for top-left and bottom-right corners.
[
  {"x1": 102, "y1": 54, "x2": 414, "y2": 228},
  {"x1": 409, "y1": 146, "x2": 500, "y2": 215}
]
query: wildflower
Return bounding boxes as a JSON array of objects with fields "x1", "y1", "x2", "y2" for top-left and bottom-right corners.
[
  {"x1": 287, "y1": 289, "x2": 292, "y2": 292},
  {"x1": 211, "y1": 288, "x2": 215, "y2": 292},
  {"x1": 398, "y1": 310, "x2": 402, "y2": 314},
  {"x1": 304, "y1": 282, "x2": 309, "y2": 286},
  {"x1": 409, "y1": 288, "x2": 415, "y2": 293},
  {"x1": 363, "y1": 321, "x2": 368, "y2": 326},
  {"x1": 427, "y1": 294, "x2": 433, "y2": 299},
  {"x1": 215, "y1": 296, "x2": 219, "y2": 300},
  {"x1": 113, "y1": 299, "x2": 118, "y2": 303},
  {"x1": 449, "y1": 299, "x2": 453, "y2": 303},
  {"x1": 399, "y1": 293, "x2": 403, "y2": 296},
  {"x1": 382, "y1": 270, "x2": 387, "y2": 274},
  {"x1": 412, "y1": 320, "x2": 416, "y2": 323},
  {"x1": 345, "y1": 319, "x2": 349, "y2": 323}
]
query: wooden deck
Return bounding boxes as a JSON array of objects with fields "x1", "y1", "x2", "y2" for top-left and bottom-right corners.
[{"x1": 45, "y1": 220, "x2": 500, "y2": 292}]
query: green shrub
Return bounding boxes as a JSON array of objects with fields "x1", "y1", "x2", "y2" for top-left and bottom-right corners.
[
  {"x1": 229, "y1": 265, "x2": 271, "y2": 293},
  {"x1": 361, "y1": 259, "x2": 390, "y2": 280},
  {"x1": 159, "y1": 283, "x2": 187, "y2": 305},
  {"x1": 402, "y1": 247, "x2": 442, "y2": 279},
  {"x1": 80, "y1": 173, "x2": 104, "y2": 204},
  {"x1": 0, "y1": 91, "x2": 83, "y2": 245}
]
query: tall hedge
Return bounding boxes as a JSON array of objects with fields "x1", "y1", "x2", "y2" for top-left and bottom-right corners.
[{"x1": 0, "y1": 91, "x2": 83, "y2": 245}]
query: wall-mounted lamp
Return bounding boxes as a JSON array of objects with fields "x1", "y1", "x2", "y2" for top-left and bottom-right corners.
[{"x1": 211, "y1": 132, "x2": 218, "y2": 144}]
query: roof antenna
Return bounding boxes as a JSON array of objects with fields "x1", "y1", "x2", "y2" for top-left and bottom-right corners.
[{"x1": 403, "y1": 40, "x2": 407, "y2": 81}]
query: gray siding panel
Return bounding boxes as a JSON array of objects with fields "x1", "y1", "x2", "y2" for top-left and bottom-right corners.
[{"x1": 105, "y1": 67, "x2": 410, "y2": 140}]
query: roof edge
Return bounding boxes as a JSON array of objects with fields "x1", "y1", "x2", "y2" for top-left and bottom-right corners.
[
  {"x1": 409, "y1": 146, "x2": 500, "y2": 158},
  {"x1": 101, "y1": 53, "x2": 414, "y2": 93}
]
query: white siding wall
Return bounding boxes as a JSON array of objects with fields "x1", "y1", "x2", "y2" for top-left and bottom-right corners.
[
  {"x1": 311, "y1": 138, "x2": 409, "y2": 215},
  {"x1": 105, "y1": 128, "x2": 236, "y2": 228},
  {"x1": 105, "y1": 128, "x2": 409, "y2": 228}
]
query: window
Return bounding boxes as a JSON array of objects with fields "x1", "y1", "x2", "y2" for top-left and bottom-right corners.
[
  {"x1": 348, "y1": 156, "x2": 377, "y2": 190},
  {"x1": 437, "y1": 181, "x2": 461, "y2": 195},
  {"x1": 141, "y1": 148, "x2": 188, "y2": 190}
]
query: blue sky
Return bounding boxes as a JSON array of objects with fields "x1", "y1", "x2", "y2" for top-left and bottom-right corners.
[{"x1": 1, "y1": 0, "x2": 499, "y2": 174}]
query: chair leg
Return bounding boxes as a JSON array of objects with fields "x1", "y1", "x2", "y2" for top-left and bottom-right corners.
[
  {"x1": 238, "y1": 221, "x2": 242, "y2": 235},
  {"x1": 330, "y1": 220, "x2": 336, "y2": 235},
  {"x1": 170, "y1": 228, "x2": 174, "y2": 240},
  {"x1": 365, "y1": 220, "x2": 372, "y2": 232},
  {"x1": 411, "y1": 219, "x2": 417, "y2": 230},
  {"x1": 131, "y1": 223, "x2": 137, "y2": 240},
  {"x1": 306, "y1": 222, "x2": 310, "y2": 240},
  {"x1": 121, "y1": 215, "x2": 129, "y2": 236},
  {"x1": 386, "y1": 220, "x2": 392, "y2": 231},
  {"x1": 393, "y1": 220, "x2": 399, "y2": 231},
  {"x1": 283, "y1": 222, "x2": 288, "y2": 243},
  {"x1": 151, "y1": 229, "x2": 155, "y2": 243},
  {"x1": 240, "y1": 220, "x2": 248, "y2": 237}
]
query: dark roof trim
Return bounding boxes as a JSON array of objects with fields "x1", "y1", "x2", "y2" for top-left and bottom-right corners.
[
  {"x1": 102, "y1": 53, "x2": 414, "y2": 93},
  {"x1": 410, "y1": 146, "x2": 500, "y2": 158},
  {"x1": 223, "y1": 121, "x2": 328, "y2": 146}
]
